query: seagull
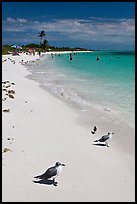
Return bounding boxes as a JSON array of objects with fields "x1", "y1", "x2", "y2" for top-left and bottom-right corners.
[
  {"x1": 94, "y1": 132, "x2": 114, "y2": 147},
  {"x1": 34, "y1": 162, "x2": 65, "y2": 186},
  {"x1": 91, "y1": 126, "x2": 97, "y2": 134}
]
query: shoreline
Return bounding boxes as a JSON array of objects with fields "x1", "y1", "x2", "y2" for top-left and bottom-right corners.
[
  {"x1": 2, "y1": 53, "x2": 135, "y2": 202},
  {"x1": 25, "y1": 52, "x2": 135, "y2": 154},
  {"x1": 26, "y1": 50, "x2": 135, "y2": 130}
]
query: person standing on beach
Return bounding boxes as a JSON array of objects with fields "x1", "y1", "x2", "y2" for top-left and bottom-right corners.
[
  {"x1": 38, "y1": 50, "x2": 41, "y2": 56},
  {"x1": 33, "y1": 49, "x2": 35, "y2": 56}
]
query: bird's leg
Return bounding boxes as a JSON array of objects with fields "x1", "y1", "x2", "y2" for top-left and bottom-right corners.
[
  {"x1": 53, "y1": 178, "x2": 58, "y2": 186},
  {"x1": 105, "y1": 142, "x2": 109, "y2": 147}
]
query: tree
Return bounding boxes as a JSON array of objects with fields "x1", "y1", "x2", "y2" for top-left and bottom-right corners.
[
  {"x1": 42, "y1": 39, "x2": 49, "y2": 50},
  {"x1": 38, "y1": 30, "x2": 46, "y2": 45}
]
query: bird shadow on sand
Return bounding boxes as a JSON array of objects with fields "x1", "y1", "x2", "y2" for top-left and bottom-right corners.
[
  {"x1": 92, "y1": 143, "x2": 108, "y2": 147},
  {"x1": 32, "y1": 179, "x2": 54, "y2": 186}
]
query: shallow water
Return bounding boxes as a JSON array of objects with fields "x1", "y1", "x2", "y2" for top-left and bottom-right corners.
[{"x1": 26, "y1": 50, "x2": 135, "y2": 128}]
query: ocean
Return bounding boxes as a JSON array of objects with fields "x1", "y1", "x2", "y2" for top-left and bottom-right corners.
[{"x1": 26, "y1": 50, "x2": 135, "y2": 128}]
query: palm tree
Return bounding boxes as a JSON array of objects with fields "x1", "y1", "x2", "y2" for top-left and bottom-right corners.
[
  {"x1": 42, "y1": 39, "x2": 49, "y2": 50},
  {"x1": 38, "y1": 30, "x2": 46, "y2": 45}
]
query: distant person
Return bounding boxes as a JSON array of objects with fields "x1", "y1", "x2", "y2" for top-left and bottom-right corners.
[
  {"x1": 70, "y1": 53, "x2": 73, "y2": 60},
  {"x1": 33, "y1": 49, "x2": 35, "y2": 56},
  {"x1": 96, "y1": 55, "x2": 100, "y2": 61},
  {"x1": 118, "y1": 56, "x2": 120, "y2": 59},
  {"x1": 38, "y1": 50, "x2": 41, "y2": 56}
]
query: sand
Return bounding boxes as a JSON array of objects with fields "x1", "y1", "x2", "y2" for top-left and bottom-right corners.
[{"x1": 2, "y1": 52, "x2": 135, "y2": 202}]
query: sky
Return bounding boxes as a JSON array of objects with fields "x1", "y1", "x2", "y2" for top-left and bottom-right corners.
[{"x1": 2, "y1": 2, "x2": 135, "y2": 50}]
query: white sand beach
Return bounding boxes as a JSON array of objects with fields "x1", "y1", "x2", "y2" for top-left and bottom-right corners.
[{"x1": 2, "y1": 52, "x2": 135, "y2": 202}]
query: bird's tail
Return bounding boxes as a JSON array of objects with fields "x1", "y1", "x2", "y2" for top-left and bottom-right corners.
[{"x1": 34, "y1": 174, "x2": 43, "y2": 179}]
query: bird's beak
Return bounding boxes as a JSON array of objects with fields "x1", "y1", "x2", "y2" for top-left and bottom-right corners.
[
  {"x1": 61, "y1": 163, "x2": 65, "y2": 166},
  {"x1": 112, "y1": 132, "x2": 114, "y2": 134}
]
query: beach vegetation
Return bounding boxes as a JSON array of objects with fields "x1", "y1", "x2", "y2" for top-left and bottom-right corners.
[
  {"x1": 2, "y1": 44, "x2": 92, "y2": 54},
  {"x1": 38, "y1": 30, "x2": 46, "y2": 45},
  {"x1": 2, "y1": 147, "x2": 11, "y2": 153},
  {"x1": 23, "y1": 43, "x2": 41, "y2": 48},
  {"x1": 2, "y1": 45, "x2": 17, "y2": 55},
  {"x1": 42, "y1": 39, "x2": 49, "y2": 50}
]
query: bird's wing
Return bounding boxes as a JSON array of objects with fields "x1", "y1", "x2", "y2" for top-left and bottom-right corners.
[
  {"x1": 99, "y1": 135, "x2": 109, "y2": 142},
  {"x1": 34, "y1": 167, "x2": 57, "y2": 179},
  {"x1": 44, "y1": 167, "x2": 57, "y2": 179}
]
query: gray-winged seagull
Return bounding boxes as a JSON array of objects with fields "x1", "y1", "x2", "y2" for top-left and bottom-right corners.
[
  {"x1": 94, "y1": 132, "x2": 114, "y2": 147},
  {"x1": 34, "y1": 162, "x2": 65, "y2": 186}
]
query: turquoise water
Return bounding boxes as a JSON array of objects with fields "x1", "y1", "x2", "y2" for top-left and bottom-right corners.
[{"x1": 27, "y1": 51, "x2": 135, "y2": 128}]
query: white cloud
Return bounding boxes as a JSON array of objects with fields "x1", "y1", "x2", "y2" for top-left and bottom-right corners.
[
  {"x1": 3, "y1": 17, "x2": 135, "y2": 45},
  {"x1": 6, "y1": 17, "x2": 27, "y2": 23},
  {"x1": 17, "y1": 18, "x2": 27, "y2": 23},
  {"x1": 6, "y1": 17, "x2": 16, "y2": 22}
]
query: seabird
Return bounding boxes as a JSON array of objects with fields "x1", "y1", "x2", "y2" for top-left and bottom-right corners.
[
  {"x1": 91, "y1": 126, "x2": 97, "y2": 134},
  {"x1": 94, "y1": 132, "x2": 114, "y2": 147},
  {"x1": 34, "y1": 162, "x2": 65, "y2": 186}
]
